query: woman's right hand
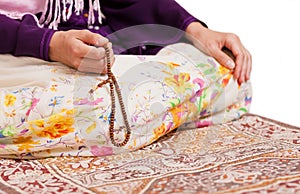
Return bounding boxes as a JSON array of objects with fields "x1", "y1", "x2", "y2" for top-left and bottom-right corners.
[{"x1": 49, "y1": 30, "x2": 114, "y2": 74}]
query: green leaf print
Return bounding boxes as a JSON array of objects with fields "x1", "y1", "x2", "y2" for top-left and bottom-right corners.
[{"x1": 204, "y1": 68, "x2": 216, "y2": 75}]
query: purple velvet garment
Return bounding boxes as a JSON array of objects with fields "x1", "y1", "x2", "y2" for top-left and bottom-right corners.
[
  {"x1": 0, "y1": 14, "x2": 55, "y2": 60},
  {"x1": 0, "y1": 0, "x2": 206, "y2": 60}
]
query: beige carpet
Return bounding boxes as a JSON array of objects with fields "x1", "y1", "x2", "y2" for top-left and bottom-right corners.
[{"x1": 1, "y1": 113, "x2": 300, "y2": 194}]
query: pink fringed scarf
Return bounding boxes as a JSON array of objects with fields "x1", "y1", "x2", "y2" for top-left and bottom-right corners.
[{"x1": 0, "y1": 0, "x2": 103, "y2": 29}]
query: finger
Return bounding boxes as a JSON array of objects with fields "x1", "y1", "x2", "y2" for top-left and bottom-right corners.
[
  {"x1": 75, "y1": 30, "x2": 109, "y2": 46},
  {"x1": 211, "y1": 47, "x2": 236, "y2": 69},
  {"x1": 223, "y1": 35, "x2": 252, "y2": 83},
  {"x1": 86, "y1": 42, "x2": 113, "y2": 60},
  {"x1": 78, "y1": 58, "x2": 107, "y2": 74},
  {"x1": 70, "y1": 40, "x2": 94, "y2": 58},
  {"x1": 245, "y1": 50, "x2": 252, "y2": 81},
  {"x1": 221, "y1": 34, "x2": 243, "y2": 78},
  {"x1": 239, "y1": 48, "x2": 252, "y2": 83},
  {"x1": 224, "y1": 45, "x2": 244, "y2": 81},
  {"x1": 238, "y1": 50, "x2": 248, "y2": 84},
  {"x1": 85, "y1": 46, "x2": 106, "y2": 60},
  {"x1": 233, "y1": 52, "x2": 244, "y2": 82},
  {"x1": 79, "y1": 60, "x2": 106, "y2": 74},
  {"x1": 222, "y1": 47, "x2": 236, "y2": 61},
  {"x1": 77, "y1": 42, "x2": 114, "y2": 74}
]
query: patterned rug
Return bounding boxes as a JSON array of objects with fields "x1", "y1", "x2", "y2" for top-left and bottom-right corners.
[{"x1": 1, "y1": 113, "x2": 300, "y2": 194}]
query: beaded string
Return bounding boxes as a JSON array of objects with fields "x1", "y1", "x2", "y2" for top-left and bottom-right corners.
[{"x1": 89, "y1": 45, "x2": 131, "y2": 147}]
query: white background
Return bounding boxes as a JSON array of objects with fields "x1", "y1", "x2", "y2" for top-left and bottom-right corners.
[{"x1": 176, "y1": 0, "x2": 300, "y2": 127}]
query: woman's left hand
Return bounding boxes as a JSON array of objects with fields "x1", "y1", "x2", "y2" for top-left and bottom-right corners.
[{"x1": 186, "y1": 22, "x2": 252, "y2": 84}]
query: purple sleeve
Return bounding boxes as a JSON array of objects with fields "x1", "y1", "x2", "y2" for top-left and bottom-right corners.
[
  {"x1": 101, "y1": 0, "x2": 207, "y2": 54},
  {"x1": 101, "y1": 0, "x2": 206, "y2": 32},
  {"x1": 0, "y1": 14, "x2": 55, "y2": 61}
]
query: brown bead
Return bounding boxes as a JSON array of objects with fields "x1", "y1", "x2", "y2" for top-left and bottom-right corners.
[{"x1": 92, "y1": 44, "x2": 131, "y2": 147}]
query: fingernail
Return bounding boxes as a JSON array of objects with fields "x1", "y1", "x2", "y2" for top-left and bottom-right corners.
[{"x1": 226, "y1": 60, "x2": 235, "y2": 69}]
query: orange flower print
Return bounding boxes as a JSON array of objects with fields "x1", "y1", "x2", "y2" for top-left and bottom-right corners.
[
  {"x1": 153, "y1": 123, "x2": 167, "y2": 140},
  {"x1": 29, "y1": 110, "x2": 75, "y2": 139},
  {"x1": 13, "y1": 136, "x2": 40, "y2": 152},
  {"x1": 4, "y1": 94, "x2": 16, "y2": 107},
  {"x1": 222, "y1": 75, "x2": 231, "y2": 87},
  {"x1": 5, "y1": 109, "x2": 16, "y2": 117},
  {"x1": 169, "y1": 101, "x2": 197, "y2": 129},
  {"x1": 169, "y1": 106, "x2": 184, "y2": 129}
]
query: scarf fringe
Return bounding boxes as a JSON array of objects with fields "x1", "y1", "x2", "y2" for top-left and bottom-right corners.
[{"x1": 39, "y1": 0, "x2": 103, "y2": 30}]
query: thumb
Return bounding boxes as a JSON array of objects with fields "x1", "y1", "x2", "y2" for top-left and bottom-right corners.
[
  {"x1": 76, "y1": 30, "x2": 109, "y2": 47},
  {"x1": 213, "y1": 48, "x2": 235, "y2": 69}
]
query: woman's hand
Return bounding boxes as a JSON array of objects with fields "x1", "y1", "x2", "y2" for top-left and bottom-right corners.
[
  {"x1": 186, "y1": 22, "x2": 251, "y2": 84},
  {"x1": 49, "y1": 30, "x2": 114, "y2": 74}
]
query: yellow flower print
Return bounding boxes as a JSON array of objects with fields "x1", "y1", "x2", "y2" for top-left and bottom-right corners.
[
  {"x1": 29, "y1": 109, "x2": 75, "y2": 139},
  {"x1": 218, "y1": 65, "x2": 231, "y2": 75},
  {"x1": 64, "y1": 109, "x2": 75, "y2": 115},
  {"x1": 13, "y1": 136, "x2": 40, "y2": 152},
  {"x1": 164, "y1": 72, "x2": 193, "y2": 94},
  {"x1": 166, "y1": 62, "x2": 180, "y2": 71},
  {"x1": 4, "y1": 94, "x2": 16, "y2": 107},
  {"x1": 161, "y1": 62, "x2": 181, "y2": 76},
  {"x1": 50, "y1": 84, "x2": 58, "y2": 92},
  {"x1": 86, "y1": 122, "x2": 96, "y2": 134},
  {"x1": 30, "y1": 119, "x2": 44, "y2": 128}
]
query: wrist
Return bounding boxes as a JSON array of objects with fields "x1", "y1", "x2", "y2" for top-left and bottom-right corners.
[
  {"x1": 185, "y1": 22, "x2": 208, "y2": 43},
  {"x1": 49, "y1": 31, "x2": 64, "y2": 61}
]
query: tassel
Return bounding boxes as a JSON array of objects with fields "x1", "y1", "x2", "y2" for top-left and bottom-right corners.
[
  {"x1": 88, "y1": 0, "x2": 95, "y2": 27},
  {"x1": 48, "y1": 0, "x2": 61, "y2": 30},
  {"x1": 45, "y1": 0, "x2": 54, "y2": 25},
  {"x1": 74, "y1": 0, "x2": 84, "y2": 15},
  {"x1": 65, "y1": 0, "x2": 73, "y2": 20},
  {"x1": 40, "y1": 0, "x2": 53, "y2": 25},
  {"x1": 39, "y1": 0, "x2": 103, "y2": 30},
  {"x1": 55, "y1": 0, "x2": 62, "y2": 29},
  {"x1": 88, "y1": 0, "x2": 103, "y2": 27},
  {"x1": 94, "y1": 0, "x2": 102, "y2": 24},
  {"x1": 39, "y1": 0, "x2": 50, "y2": 25},
  {"x1": 62, "y1": 0, "x2": 67, "y2": 21}
]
